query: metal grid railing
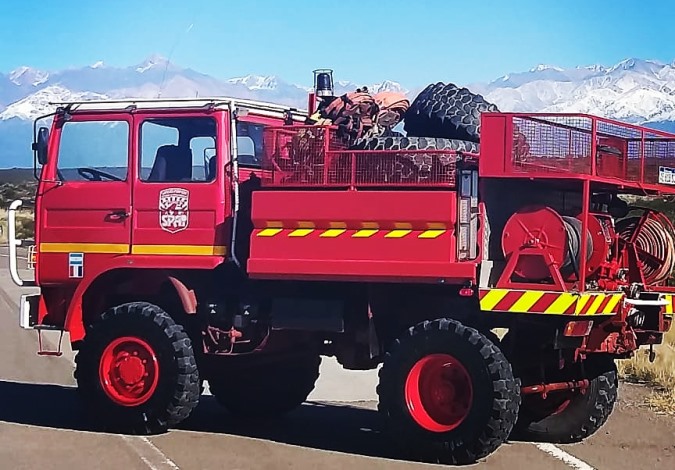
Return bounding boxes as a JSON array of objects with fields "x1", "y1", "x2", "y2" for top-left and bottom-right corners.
[
  {"x1": 262, "y1": 126, "x2": 471, "y2": 188},
  {"x1": 644, "y1": 132, "x2": 675, "y2": 185},
  {"x1": 506, "y1": 114, "x2": 675, "y2": 188},
  {"x1": 511, "y1": 115, "x2": 593, "y2": 175}
]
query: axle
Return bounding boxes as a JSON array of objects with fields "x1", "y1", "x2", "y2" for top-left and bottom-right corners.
[{"x1": 521, "y1": 379, "x2": 590, "y2": 399}]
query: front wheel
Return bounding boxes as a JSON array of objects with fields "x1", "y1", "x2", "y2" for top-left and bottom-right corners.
[
  {"x1": 74, "y1": 302, "x2": 200, "y2": 434},
  {"x1": 377, "y1": 318, "x2": 520, "y2": 465}
]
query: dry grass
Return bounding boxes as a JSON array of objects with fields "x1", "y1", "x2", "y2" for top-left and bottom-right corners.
[
  {"x1": 618, "y1": 328, "x2": 675, "y2": 415},
  {"x1": 0, "y1": 208, "x2": 34, "y2": 244}
]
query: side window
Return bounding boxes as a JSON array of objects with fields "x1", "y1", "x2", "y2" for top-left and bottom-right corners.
[
  {"x1": 57, "y1": 120, "x2": 129, "y2": 181},
  {"x1": 140, "y1": 116, "x2": 217, "y2": 182},
  {"x1": 237, "y1": 121, "x2": 266, "y2": 168}
]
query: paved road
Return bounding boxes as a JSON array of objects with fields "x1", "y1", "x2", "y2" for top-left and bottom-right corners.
[{"x1": 1, "y1": 246, "x2": 674, "y2": 469}]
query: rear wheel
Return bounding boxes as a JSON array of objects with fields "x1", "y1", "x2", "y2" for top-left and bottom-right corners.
[
  {"x1": 377, "y1": 318, "x2": 520, "y2": 465},
  {"x1": 209, "y1": 354, "x2": 321, "y2": 418},
  {"x1": 74, "y1": 302, "x2": 200, "y2": 434},
  {"x1": 515, "y1": 355, "x2": 618, "y2": 443}
]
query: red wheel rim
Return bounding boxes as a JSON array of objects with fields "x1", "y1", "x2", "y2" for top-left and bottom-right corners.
[
  {"x1": 404, "y1": 353, "x2": 473, "y2": 432},
  {"x1": 99, "y1": 336, "x2": 160, "y2": 406}
]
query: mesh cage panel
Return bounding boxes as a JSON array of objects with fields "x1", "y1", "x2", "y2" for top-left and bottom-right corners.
[
  {"x1": 262, "y1": 126, "x2": 470, "y2": 187},
  {"x1": 511, "y1": 116, "x2": 593, "y2": 175},
  {"x1": 644, "y1": 132, "x2": 675, "y2": 185}
]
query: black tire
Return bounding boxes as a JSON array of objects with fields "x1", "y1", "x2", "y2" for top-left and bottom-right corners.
[
  {"x1": 480, "y1": 329, "x2": 503, "y2": 350},
  {"x1": 350, "y1": 135, "x2": 479, "y2": 153},
  {"x1": 74, "y1": 302, "x2": 200, "y2": 434},
  {"x1": 377, "y1": 318, "x2": 520, "y2": 465},
  {"x1": 347, "y1": 136, "x2": 478, "y2": 184},
  {"x1": 515, "y1": 355, "x2": 618, "y2": 443},
  {"x1": 404, "y1": 82, "x2": 499, "y2": 142},
  {"x1": 209, "y1": 354, "x2": 321, "y2": 418}
]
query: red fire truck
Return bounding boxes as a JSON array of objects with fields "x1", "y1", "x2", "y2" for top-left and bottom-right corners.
[{"x1": 8, "y1": 70, "x2": 675, "y2": 465}]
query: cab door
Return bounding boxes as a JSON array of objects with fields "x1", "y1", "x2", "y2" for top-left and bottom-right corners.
[
  {"x1": 36, "y1": 113, "x2": 133, "y2": 284},
  {"x1": 131, "y1": 111, "x2": 229, "y2": 261}
]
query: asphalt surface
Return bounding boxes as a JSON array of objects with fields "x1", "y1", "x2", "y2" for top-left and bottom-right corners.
[{"x1": 0, "y1": 245, "x2": 674, "y2": 469}]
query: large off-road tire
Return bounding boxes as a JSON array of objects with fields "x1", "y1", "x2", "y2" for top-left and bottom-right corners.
[
  {"x1": 74, "y1": 302, "x2": 200, "y2": 434},
  {"x1": 350, "y1": 135, "x2": 479, "y2": 153},
  {"x1": 347, "y1": 136, "x2": 478, "y2": 185},
  {"x1": 209, "y1": 354, "x2": 321, "y2": 418},
  {"x1": 514, "y1": 355, "x2": 618, "y2": 443},
  {"x1": 404, "y1": 82, "x2": 499, "y2": 142},
  {"x1": 377, "y1": 318, "x2": 520, "y2": 465}
]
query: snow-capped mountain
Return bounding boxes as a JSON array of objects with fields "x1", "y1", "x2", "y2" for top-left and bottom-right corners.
[
  {"x1": 227, "y1": 75, "x2": 280, "y2": 90},
  {"x1": 470, "y1": 58, "x2": 675, "y2": 126},
  {"x1": 0, "y1": 55, "x2": 409, "y2": 167},
  {"x1": 8, "y1": 66, "x2": 49, "y2": 87},
  {"x1": 3, "y1": 55, "x2": 675, "y2": 168},
  {"x1": 0, "y1": 85, "x2": 109, "y2": 121}
]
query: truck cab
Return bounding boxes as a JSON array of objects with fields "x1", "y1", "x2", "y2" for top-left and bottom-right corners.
[{"x1": 15, "y1": 99, "x2": 304, "y2": 340}]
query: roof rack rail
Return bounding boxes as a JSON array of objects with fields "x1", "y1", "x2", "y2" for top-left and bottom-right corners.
[{"x1": 47, "y1": 96, "x2": 308, "y2": 122}]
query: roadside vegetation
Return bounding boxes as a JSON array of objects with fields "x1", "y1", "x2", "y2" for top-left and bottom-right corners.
[
  {"x1": 618, "y1": 329, "x2": 675, "y2": 415},
  {"x1": 0, "y1": 180, "x2": 36, "y2": 243}
]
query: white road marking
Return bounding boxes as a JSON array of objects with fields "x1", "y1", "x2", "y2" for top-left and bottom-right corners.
[
  {"x1": 121, "y1": 435, "x2": 180, "y2": 470},
  {"x1": 535, "y1": 443, "x2": 596, "y2": 470}
]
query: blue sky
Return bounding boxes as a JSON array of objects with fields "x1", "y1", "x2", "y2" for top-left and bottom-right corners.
[{"x1": 1, "y1": 0, "x2": 674, "y2": 87}]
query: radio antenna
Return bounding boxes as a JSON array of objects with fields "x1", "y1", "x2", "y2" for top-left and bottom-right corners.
[{"x1": 157, "y1": 22, "x2": 194, "y2": 98}]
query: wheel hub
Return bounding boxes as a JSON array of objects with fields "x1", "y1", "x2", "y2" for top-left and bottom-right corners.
[
  {"x1": 99, "y1": 336, "x2": 160, "y2": 406},
  {"x1": 117, "y1": 355, "x2": 145, "y2": 385},
  {"x1": 405, "y1": 353, "x2": 473, "y2": 433}
]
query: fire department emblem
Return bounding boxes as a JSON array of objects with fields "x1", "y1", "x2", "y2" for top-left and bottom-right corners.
[{"x1": 159, "y1": 188, "x2": 189, "y2": 234}]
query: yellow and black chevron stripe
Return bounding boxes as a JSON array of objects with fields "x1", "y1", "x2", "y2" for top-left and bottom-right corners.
[
  {"x1": 256, "y1": 222, "x2": 448, "y2": 239},
  {"x1": 479, "y1": 289, "x2": 624, "y2": 316}
]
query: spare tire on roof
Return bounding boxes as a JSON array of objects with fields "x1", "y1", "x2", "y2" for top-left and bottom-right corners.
[{"x1": 404, "y1": 82, "x2": 499, "y2": 142}]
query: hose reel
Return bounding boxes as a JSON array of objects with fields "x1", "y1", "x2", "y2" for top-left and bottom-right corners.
[
  {"x1": 501, "y1": 204, "x2": 675, "y2": 286},
  {"x1": 501, "y1": 206, "x2": 594, "y2": 282},
  {"x1": 616, "y1": 210, "x2": 675, "y2": 285}
]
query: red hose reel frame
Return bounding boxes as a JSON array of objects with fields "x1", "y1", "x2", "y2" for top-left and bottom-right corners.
[
  {"x1": 615, "y1": 208, "x2": 675, "y2": 287},
  {"x1": 498, "y1": 205, "x2": 613, "y2": 290},
  {"x1": 497, "y1": 204, "x2": 674, "y2": 291}
]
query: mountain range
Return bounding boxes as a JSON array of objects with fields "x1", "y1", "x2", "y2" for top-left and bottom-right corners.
[{"x1": 2, "y1": 55, "x2": 675, "y2": 168}]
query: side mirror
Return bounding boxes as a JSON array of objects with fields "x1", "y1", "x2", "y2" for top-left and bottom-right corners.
[{"x1": 32, "y1": 127, "x2": 49, "y2": 165}]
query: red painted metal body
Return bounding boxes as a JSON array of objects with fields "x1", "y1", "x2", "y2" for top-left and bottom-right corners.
[
  {"x1": 247, "y1": 190, "x2": 471, "y2": 283},
  {"x1": 26, "y1": 104, "x2": 675, "y2": 355}
]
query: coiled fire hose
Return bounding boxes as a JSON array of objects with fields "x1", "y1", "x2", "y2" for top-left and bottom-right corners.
[{"x1": 616, "y1": 213, "x2": 675, "y2": 285}]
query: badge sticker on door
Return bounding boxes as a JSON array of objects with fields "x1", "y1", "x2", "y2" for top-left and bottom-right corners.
[
  {"x1": 159, "y1": 188, "x2": 189, "y2": 233},
  {"x1": 69, "y1": 252, "x2": 84, "y2": 278}
]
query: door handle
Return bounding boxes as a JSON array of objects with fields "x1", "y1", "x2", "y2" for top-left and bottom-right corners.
[{"x1": 107, "y1": 210, "x2": 130, "y2": 221}]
